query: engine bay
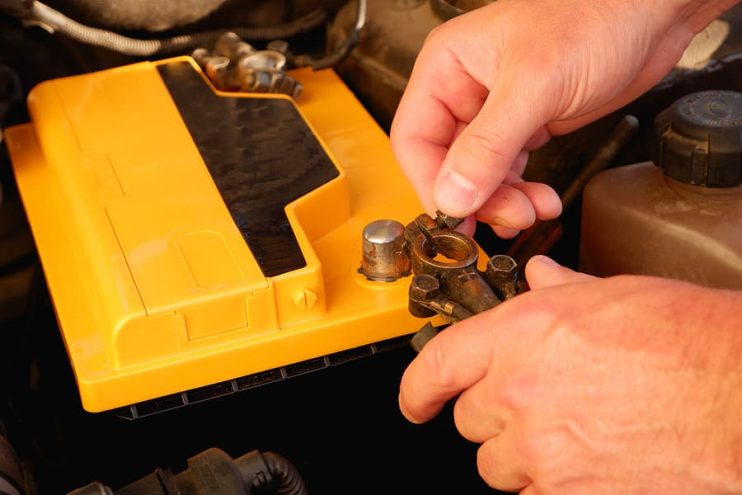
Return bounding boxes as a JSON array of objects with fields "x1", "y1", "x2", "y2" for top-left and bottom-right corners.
[{"x1": 1, "y1": 1, "x2": 741, "y2": 493}]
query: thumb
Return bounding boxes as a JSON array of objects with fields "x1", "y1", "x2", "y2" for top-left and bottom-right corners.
[
  {"x1": 525, "y1": 255, "x2": 596, "y2": 290},
  {"x1": 433, "y1": 84, "x2": 546, "y2": 217}
]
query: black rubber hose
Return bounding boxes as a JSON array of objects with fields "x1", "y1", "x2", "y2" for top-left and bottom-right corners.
[
  {"x1": 0, "y1": 433, "x2": 24, "y2": 495},
  {"x1": 263, "y1": 452, "x2": 308, "y2": 495},
  {"x1": 293, "y1": 0, "x2": 366, "y2": 70},
  {"x1": 27, "y1": 1, "x2": 327, "y2": 57}
]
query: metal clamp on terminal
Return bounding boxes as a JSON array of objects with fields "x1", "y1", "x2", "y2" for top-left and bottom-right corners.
[
  {"x1": 192, "y1": 32, "x2": 303, "y2": 97},
  {"x1": 404, "y1": 211, "x2": 524, "y2": 352},
  {"x1": 358, "y1": 211, "x2": 524, "y2": 352}
]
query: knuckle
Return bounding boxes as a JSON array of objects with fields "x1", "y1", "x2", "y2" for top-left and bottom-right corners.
[
  {"x1": 451, "y1": 397, "x2": 469, "y2": 437},
  {"x1": 452, "y1": 396, "x2": 478, "y2": 442},
  {"x1": 496, "y1": 371, "x2": 535, "y2": 413},
  {"x1": 458, "y1": 127, "x2": 509, "y2": 166},
  {"x1": 518, "y1": 426, "x2": 544, "y2": 467},
  {"x1": 476, "y1": 445, "x2": 498, "y2": 485},
  {"x1": 422, "y1": 24, "x2": 446, "y2": 47},
  {"x1": 420, "y1": 332, "x2": 457, "y2": 389}
]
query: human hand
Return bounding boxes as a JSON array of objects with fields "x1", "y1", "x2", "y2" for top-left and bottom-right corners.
[
  {"x1": 399, "y1": 256, "x2": 742, "y2": 494},
  {"x1": 390, "y1": 0, "x2": 738, "y2": 238}
]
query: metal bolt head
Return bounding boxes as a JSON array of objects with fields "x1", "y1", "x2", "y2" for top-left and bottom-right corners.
[
  {"x1": 434, "y1": 210, "x2": 464, "y2": 230},
  {"x1": 266, "y1": 39, "x2": 290, "y2": 55},
  {"x1": 240, "y1": 50, "x2": 287, "y2": 71},
  {"x1": 409, "y1": 274, "x2": 440, "y2": 302},
  {"x1": 413, "y1": 213, "x2": 438, "y2": 236},
  {"x1": 215, "y1": 32, "x2": 254, "y2": 62},
  {"x1": 191, "y1": 48, "x2": 210, "y2": 68},
  {"x1": 204, "y1": 56, "x2": 231, "y2": 86},
  {"x1": 486, "y1": 255, "x2": 518, "y2": 281}
]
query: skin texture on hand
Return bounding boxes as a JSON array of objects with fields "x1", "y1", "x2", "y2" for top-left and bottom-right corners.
[
  {"x1": 399, "y1": 256, "x2": 742, "y2": 494},
  {"x1": 390, "y1": 0, "x2": 740, "y2": 238},
  {"x1": 392, "y1": 0, "x2": 742, "y2": 492}
]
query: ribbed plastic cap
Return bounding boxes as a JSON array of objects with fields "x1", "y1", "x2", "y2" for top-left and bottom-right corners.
[{"x1": 653, "y1": 90, "x2": 742, "y2": 187}]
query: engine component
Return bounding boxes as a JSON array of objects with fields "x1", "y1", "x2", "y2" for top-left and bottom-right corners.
[
  {"x1": 405, "y1": 211, "x2": 526, "y2": 352},
  {"x1": 406, "y1": 213, "x2": 500, "y2": 316},
  {"x1": 192, "y1": 32, "x2": 302, "y2": 97},
  {"x1": 654, "y1": 90, "x2": 742, "y2": 187},
  {"x1": 68, "y1": 448, "x2": 307, "y2": 495},
  {"x1": 4, "y1": 57, "x2": 430, "y2": 413},
  {"x1": 3, "y1": 1, "x2": 327, "y2": 57},
  {"x1": 400, "y1": 211, "x2": 523, "y2": 349},
  {"x1": 190, "y1": 0, "x2": 366, "y2": 96},
  {"x1": 405, "y1": 211, "x2": 522, "y2": 319},
  {"x1": 580, "y1": 90, "x2": 742, "y2": 289},
  {"x1": 292, "y1": 0, "x2": 367, "y2": 71}
]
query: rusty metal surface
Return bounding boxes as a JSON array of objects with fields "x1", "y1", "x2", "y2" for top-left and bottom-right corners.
[
  {"x1": 359, "y1": 219, "x2": 411, "y2": 281},
  {"x1": 400, "y1": 211, "x2": 523, "y2": 349},
  {"x1": 192, "y1": 32, "x2": 303, "y2": 97}
]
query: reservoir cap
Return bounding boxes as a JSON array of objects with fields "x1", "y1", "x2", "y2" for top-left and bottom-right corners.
[{"x1": 653, "y1": 90, "x2": 742, "y2": 187}]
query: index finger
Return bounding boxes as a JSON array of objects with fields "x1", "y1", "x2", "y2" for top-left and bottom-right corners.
[
  {"x1": 399, "y1": 258, "x2": 592, "y2": 423},
  {"x1": 390, "y1": 36, "x2": 488, "y2": 214},
  {"x1": 398, "y1": 303, "x2": 530, "y2": 424},
  {"x1": 399, "y1": 313, "x2": 497, "y2": 424}
]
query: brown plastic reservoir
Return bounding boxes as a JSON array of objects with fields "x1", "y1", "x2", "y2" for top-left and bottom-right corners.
[{"x1": 580, "y1": 91, "x2": 742, "y2": 289}]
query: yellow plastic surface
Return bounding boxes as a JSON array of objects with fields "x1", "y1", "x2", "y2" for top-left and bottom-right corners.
[{"x1": 5, "y1": 57, "x2": 438, "y2": 412}]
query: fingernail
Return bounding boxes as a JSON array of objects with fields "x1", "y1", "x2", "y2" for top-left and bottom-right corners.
[{"x1": 435, "y1": 170, "x2": 476, "y2": 216}]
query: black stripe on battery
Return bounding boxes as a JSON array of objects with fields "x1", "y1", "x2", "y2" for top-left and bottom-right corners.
[{"x1": 157, "y1": 61, "x2": 339, "y2": 277}]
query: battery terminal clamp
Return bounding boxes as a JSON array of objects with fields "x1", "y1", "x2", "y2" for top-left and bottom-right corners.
[{"x1": 361, "y1": 211, "x2": 525, "y2": 352}]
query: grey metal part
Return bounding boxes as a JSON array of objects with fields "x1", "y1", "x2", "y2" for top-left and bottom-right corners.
[{"x1": 360, "y1": 219, "x2": 411, "y2": 281}]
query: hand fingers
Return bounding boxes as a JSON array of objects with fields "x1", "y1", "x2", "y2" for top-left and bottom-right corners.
[
  {"x1": 453, "y1": 380, "x2": 509, "y2": 443},
  {"x1": 475, "y1": 183, "x2": 536, "y2": 231},
  {"x1": 399, "y1": 312, "x2": 505, "y2": 424},
  {"x1": 390, "y1": 37, "x2": 488, "y2": 215},
  {"x1": 477, "y1": 429, "x2": 532, "y2": 492},
  {"x1": 493, "y1": 225, "x2": 521, "y2": 239},
  {"x1": 391, "y1": 94, "x2": 455, "y2": 214},
  {"x1": 525, "y1": 255, "x2": 596, "y2": 290},
  {"x1": 524, "y1": 126, "x2": 551, "y2": 151},
  {"x1": 475, "y1": 181, "x2": 562, "y2": 236},
  {"x1": 433, "y1": 81, "x2": 550, "y2": 217},
  {"x1": 548, "y1": 32, "x2": 692, "y2": 137},
  {"x1": 509, "y1": 150, "x2": 530, "y2": 177},
  {"x1": 509, "y1": 182, "x2": 562, "y2": 221},
  {"x1": 399, "y1": 293, "x2": 550, "y2": 424},
  {"x1": 454, "y1": 214, "x2": 478, "y2": 238}
]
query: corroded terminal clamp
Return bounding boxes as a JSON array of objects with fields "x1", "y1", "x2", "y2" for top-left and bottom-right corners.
[
  {"x1": 192, "y1": 32, "x2": 303, "y2": 97},
  {"x1": 359, "y1": 211, "x2": 523, "y2": 351},
  {"x1": 403, "y1": 211, "x2": 524, "y2": 350}
]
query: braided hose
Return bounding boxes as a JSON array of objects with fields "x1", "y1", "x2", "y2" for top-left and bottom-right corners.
[{"x1": 29, "y1": 2, "x2": 327, "y2": 57}]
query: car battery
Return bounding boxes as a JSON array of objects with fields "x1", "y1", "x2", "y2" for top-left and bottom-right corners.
[{"x1": 4, "y1": 57, "x2": 435, "y2": 415}]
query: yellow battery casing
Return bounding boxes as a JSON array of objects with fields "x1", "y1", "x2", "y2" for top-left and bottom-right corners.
[{"x1": 5, "y1": 57, "x2": 437, "y2": 412}]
